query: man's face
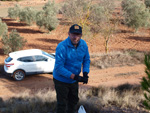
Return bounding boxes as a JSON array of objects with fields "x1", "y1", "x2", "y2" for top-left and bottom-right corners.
[{"x1": 68, "y1": 33, "x2": 82, "y2": 46}]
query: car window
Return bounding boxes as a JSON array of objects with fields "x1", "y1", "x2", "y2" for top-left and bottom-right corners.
[
  {"x1": 5, "y1": 57, "x2": 13, "y2": 62},
  {"x1": 42, "y1": 51, "x2": 55, "y2": 59},
  {"x1": 17, "y1": 56, "x2": 34, "y2": 62},
  {"x1": 34, "y1": 55, "x2": 47, "y2": 61}
]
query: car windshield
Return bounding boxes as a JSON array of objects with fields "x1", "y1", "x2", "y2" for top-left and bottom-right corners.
[
  {"x1": 42, "y1": 51, "x2": 55, "y2": 59},
  {"x1": 5, "y1": 56, "x2": 13, "y2": 62}
]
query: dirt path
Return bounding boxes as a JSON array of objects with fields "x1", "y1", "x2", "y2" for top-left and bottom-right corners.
[{"x1": 89, "y1": 64, "x2": 146, "y2": 87}]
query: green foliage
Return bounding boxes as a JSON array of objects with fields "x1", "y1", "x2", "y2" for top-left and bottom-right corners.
[
  {"x1": 43, "y1": 13, "x2": 59, "y2": 31},
  {"x1": 8, "y1": 4, "x2": 21, "y2": 19},
  {"x1": 1, "y1": 29, "x2": 27, "y2": 54},
  {"x1": 36, "y1": 11, "x2": 45, "y2": 28},
  {"x1": 43, "y1": 0, "x2": 59, "y2": 14},
  {"x1": 122, "y1": 0, "x2": 150, "y2": 32},
  {"x1": 19, "y1": 7, "x2": 37, "y2": 25},
  {"x1": 145, "y1": 0, "x2": 150, "y2": 7},
  {"x1": 141, "y1": 54, "x2": 150, "y2": 110},
  {"x1": 36, "y1": 0, "x2": 59, "y2": 32},
  {"x1": 0, "y1": 19, "x2": 8, "y2": 37}
]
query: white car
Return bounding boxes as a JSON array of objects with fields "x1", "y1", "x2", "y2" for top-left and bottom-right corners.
[{"x1": 4, "y1": 49, "x2": 55, "y2": 81}]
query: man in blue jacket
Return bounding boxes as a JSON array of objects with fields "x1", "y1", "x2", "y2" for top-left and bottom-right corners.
[{"x1": 53, "y1": 24, "x2": 90, "y2": 113}]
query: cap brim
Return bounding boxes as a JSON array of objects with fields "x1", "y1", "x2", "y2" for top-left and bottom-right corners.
[{"x1": 70, "y1": 31, "x2": 82, "y2": 34}]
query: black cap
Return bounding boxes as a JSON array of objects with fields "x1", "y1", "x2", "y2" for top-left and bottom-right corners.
[{"x1": 69, "y1": 24, "x2": 82, "y2": 34}]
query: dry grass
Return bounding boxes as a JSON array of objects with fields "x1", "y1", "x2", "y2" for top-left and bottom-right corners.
[
  {"x1": 90, "y1": 50, "x2": 146, "y2": 69},
  {"x1": 0, "y1": 84, "x2": 148, "y2": 113},
  {"x1": 78, "y1": 84, "x2": 147, "y2": 113},
  {"x1": 0, "y1": 89, "x2": 56, "y2": 113}
]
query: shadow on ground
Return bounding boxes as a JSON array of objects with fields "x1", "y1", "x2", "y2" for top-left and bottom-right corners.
[
  {"x1": 0, "y1": 48, "x2": 4, "y2": 55},
  {"x1": 0, "y1": 64, "x2": 12, "y2": 80},
  {"x1": 8, "y1": 27, "x2": 44, "y2": 34},
  {"x1": 27, "y1": 43, "x2": 56, "y2": 52},
  {"x1": 37, "y1": 38, "x2": 62, "y2": 44},
  {"x1": 128, "y1": 36, "x2": 150, "y2": 42},
  {"x1": 2, "y1": 18, "x2": 44, "y2": 34}
]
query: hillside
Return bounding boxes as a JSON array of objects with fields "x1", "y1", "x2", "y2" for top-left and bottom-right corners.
[{"x1": 0, "y1": 0, "x2": 149, "y2": 101}]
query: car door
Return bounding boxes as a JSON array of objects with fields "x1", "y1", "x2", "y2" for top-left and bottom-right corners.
[
  {"x1": 43, "y1": 57, "x2": 55, "y2": 73},
  {"x1": 34, "y1": 55, "x2": 48, "y2": 73},
  {"x1": 34, "y1": 55, "x2": 55, "y2": 73},
  {"x1": 17, "y1": 56, "x2": 37, "y2": 74}
]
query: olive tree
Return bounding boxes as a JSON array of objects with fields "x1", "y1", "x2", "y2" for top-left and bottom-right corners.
[
  {"x1": 61, "y1": 0, "x2": 92, "y2": 37},
  {"x1": 122, "y1": 0, "x2": 150, "y2": 32},
  {"x1": 89, "y1": 0, "x2": 117, "y2": 53},
  {"x1": 1, "y1": 29, "x2": 27, "y2": 54},
  {"x1": 19, "y1": 7, "x2": 37, "y2": 25},
  {"x1": 36, "y1": 0, "x2": 59, "y2": 32},
  {"x1": 0, "y1": 19, "x2": 8, "y2": 37},
  {"x1": 62, "y1": 0, "x2": 117, "y2": 53},
  {"x1": 8, "y1": 4, "x2": 21, "y2": 20}
]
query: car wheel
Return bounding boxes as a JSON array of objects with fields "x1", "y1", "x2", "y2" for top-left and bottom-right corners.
[{"x1": 13, "y1": 70, "x2": 25, "y2": 81}]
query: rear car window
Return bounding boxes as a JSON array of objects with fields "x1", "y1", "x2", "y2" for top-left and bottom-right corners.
[
  {"x1": 42, "y1": 51, "x2": 55, "y2": 59},
  {"x1": 34, "y1": 55, "x2": 47, "y2": 61},
  {"x1": 17, "y1": 56, "x2": 34, "y2": 62},
  {"x1": 5, "y1": 57, "x2": 13, "y2": 62}
]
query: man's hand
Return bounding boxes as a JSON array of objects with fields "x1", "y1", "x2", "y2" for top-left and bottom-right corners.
[
  {"x1": 70, "y1": 74, "x2": 75, "y2": 79},
  {"x1": 74, "y1": 75, "x2": 88, "y2": 84},
  {"x1": 83, "y1": 72, "x2": 89, "y2": 78},
  {"x1": 83, "y1": 72, "x2": 89, "y2": 84}
]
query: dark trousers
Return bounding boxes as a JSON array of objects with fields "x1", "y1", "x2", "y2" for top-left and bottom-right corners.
[{"x1": 53, "y1": 78, "x2": 79, "y2": 113}]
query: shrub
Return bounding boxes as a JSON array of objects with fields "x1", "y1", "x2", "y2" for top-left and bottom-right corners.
[
  {"x1": 19, "y1": 7, "x2": 37, "y2": 25},
  {"x1": 8, "y1": 4, "x2": 21, "y2": 19},
  {"x1": 0, "y1": 19, "x2": 8, "y2": 37},
  {"x1": 36, "y1": 0, "x2": 59, "y2": 32},
  {"x1": 122, "y1": 0, "x2": 150, "y2": 32},
  {"x1": 141, "y1": 54, "x2": 150, "y2": 110},
  {"x1": 1, "y1": 29, "x2": 27, "y2": 54}
]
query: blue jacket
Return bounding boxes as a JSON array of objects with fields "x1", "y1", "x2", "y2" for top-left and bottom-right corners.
[{"x1": 53, "y1": 37, "x2": 90, "y2": 83}]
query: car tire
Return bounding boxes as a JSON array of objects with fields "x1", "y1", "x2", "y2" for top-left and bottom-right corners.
[{"x1": 13, "y1": 70, "x2": 25, "y2": 81}]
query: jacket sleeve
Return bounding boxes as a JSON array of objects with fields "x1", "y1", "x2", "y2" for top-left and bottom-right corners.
[
  {"x1": 83, "y1": 44, "x2": 90, "y2": 73},
  {"x1": 54, "y1": 44, "x2": 72, "y2": 78}
]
